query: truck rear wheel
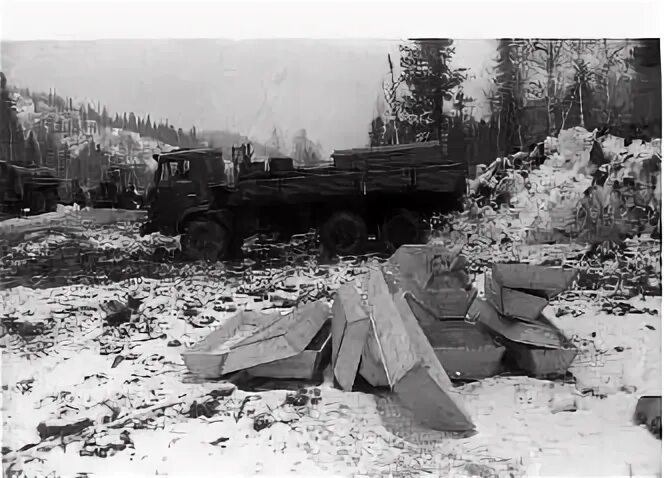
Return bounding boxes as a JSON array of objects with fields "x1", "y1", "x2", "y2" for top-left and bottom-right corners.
[
  {"x1": 181, "y1": 219, "x2": 230, "y2": 262},
  {"x1": 320, "y1": 211, "x2": 368, "y2": 257},
  {"x1": 382, "y1": 209, "x2": 421, "y2": 250}
]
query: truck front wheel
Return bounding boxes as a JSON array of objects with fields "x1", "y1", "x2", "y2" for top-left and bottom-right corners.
[
  {"x1": 382, "y1": 209, "x2": 421, "y2": 251},
  {"x1": 320, "y1": 211, "x2": 368, "y2": 257},
  {"x1": 181, "y1": 219, "x2": 230, "y2": 262}
]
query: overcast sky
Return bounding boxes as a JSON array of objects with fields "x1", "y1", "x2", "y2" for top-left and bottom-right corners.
[{"x1": 1, "y1": 38, "x2": 498, "y2": 153}]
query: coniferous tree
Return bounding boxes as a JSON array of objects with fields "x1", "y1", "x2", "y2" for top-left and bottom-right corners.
[
  {"x1": 128, "y1": 112, "x2": 138, "y2": 132},
  {"x1": 397, "y1": 39, "x2": 467, "y2": 143},
  {"x1": 145, "y1": 114, "x2": 152, "y2": 136},
  {"x1": 101, "y1": 106, "x2": 110, "y2": 127}
]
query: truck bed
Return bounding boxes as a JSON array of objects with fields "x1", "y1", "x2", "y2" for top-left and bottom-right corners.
[{"x1": 230, "y1": 162, "x2": 466, "y2": 205}]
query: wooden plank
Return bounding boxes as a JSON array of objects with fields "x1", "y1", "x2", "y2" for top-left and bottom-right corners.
[
  {"x1": 331, "y1": 283, "x2": 371, "y2": 391},
  {"x1": 331, "y1": 290, "x2": 346, "y2": 367},
  {"x1": 501, "y1": 287, "x2": 549, "y2": 323},
  {"x1": 246, "y1": 324, "x2": 333, "y2": 380},
  {"x1": 359, "y1": 335, "x2": 390, "y2": 387},
  {"x1": 474, "y1": 297, "x2": 565, "y2": 349},
  {"x1": 182, "y1": 302, "x2": 330, "y2": 378},
  {"x1": 484, "y1": 273, "x2": 504, "y2": 312},
  {"x1": 507, "y1": 341, "x2": 578, "y2": 378},
  {"x1": 334, "y1": 318, "x2": 371, "y2": 391},
  {"x1": 392, "y1": 292, "x2": 454, "y2": 389},
  {"x1": 182, "y1": 310, "x2": 264, "y2": 378},
  {"x1": 394, "y1": 363, "x2": 475, "y2": 432},
  {"x1": 492, "y1": 264, "x2": 577, "y2": 298},
  {"x1": 226, "y1": 301, "x2": 329, "y2": 372},
  {"x1": 364, "y1": 268, "x2": 419, "y2": 385}
]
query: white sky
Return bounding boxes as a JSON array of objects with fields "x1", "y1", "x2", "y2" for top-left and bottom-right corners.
[
  {"x1": 1, "y1": 0, "x2": 661, "y2": 41},
  {"x1": 1, "y1": 0, "x2": 661, "y2": 152}
]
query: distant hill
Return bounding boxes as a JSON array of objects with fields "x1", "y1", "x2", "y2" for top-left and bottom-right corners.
[{"x1": 199, "y1": 130, "x2": 283, "y2": 160}]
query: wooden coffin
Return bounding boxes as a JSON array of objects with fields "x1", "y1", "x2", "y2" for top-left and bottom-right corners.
[
  {"x1": 419, "y1": 319, "x2": 505, "y2": 380},
  {"x1": 392, "y1": 291, "x2": 475, "y2": 431},
  {"x1": 182, "y1": 300, "x2": 331, "y2": 379},
  {"x1": 505, "y1": 339, "x2": 578, "y2": 378},
  {"x1": 484, "y1": 272, "x2": 548, "y2": 323},
  {"x1": 408, "y1": 287, "x2": 478, "y2": 321},
  {"x1": 358, "y1": 269, "x2": 420, "y2": 387},
  {"x1": 491, "y1": 263, "x2": 578, "y2": 299},
  {"x1": 472, "y1": 296, "x2": 565, "y2": 349},
  {"x1": 386, "y1": 244, "x2": 475, "y2": 319},
  {"x1": 472, "y1": 296, "x2": 577, "y2": 378},
  {"x1": 331, "y1": 283, "x2": 371, "y2": 391},
  {"x1": 246, "y1": 321, "x2": 332, "y2": 380},
  {"x1": 355, "y1": 270, "x2": 475, "y2": 432}
]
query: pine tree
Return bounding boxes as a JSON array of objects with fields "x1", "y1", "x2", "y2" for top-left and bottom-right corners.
[
  {"x1": 492, "y1": 38, "x2": 521, "y2": 155},
  {"x1": 128, "y1": 112, "x2": 138, "y2": 132},
  {"x1": 101, "y1": 106, "x2": 110, "y2": 127},
  {"x1": 397, "y1": 39, "x2": 467, "y2": 143},
  {"x1": 123, "y1": 112, "x2": 128, "y2": 129}
]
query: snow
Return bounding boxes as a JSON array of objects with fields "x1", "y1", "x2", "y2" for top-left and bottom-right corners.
[
  {"x1": 2, "y1": 268, "x2": 661, "y2": 477},
  {"x1": 1, "y1": 130, "x2": 662, "y2": 476}
]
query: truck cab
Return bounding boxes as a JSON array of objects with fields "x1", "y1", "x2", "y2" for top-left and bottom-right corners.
[{"x1": 143, "y1": 148, "x2": 229, "y2": 236}]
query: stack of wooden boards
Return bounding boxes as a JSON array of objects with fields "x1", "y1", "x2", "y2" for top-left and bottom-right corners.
[
  {"x1": 476, "y1": 263, "x2": 579, "y2": 377},
  {"x1": 331, "y1": 142, "x2": 448, "y2": 170}
]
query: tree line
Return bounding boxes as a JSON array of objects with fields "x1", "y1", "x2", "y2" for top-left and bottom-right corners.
[
  {"x1": 369, "y1": 38, "x2": 661, "y2": 156},
  {"x1": 9, "y1": 80, "x2": 203, "y2": 151}
]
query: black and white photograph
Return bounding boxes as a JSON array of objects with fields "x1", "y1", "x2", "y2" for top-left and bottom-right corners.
[{"x1": 1, "y1": 2, "x2": 662, "y2": 476}]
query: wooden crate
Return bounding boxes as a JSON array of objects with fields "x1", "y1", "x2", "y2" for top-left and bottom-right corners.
[
  {"x1": 491, "y1": 263, "x2": 577, "y2": 299},
  {"x1": 246, "y1": 321, "x2": 332, "y2": 380},
  {"x1": 416, "y1": 287, "x2": 477, "y2": 320},
  {"x1": 421, "y1": 320, "x2": 505, "y2": 380},
  {"x1": 182, "y1": 301, "x2": 330, "y2": 379},
  {"x1": 505, "y1": 339, "x2": 578, "y2": 378},
  {"x1": 484, "y1": 272, "x2": 548, "y2": 323},
  {"x1": 473, "y1": 296, "x2": 566, "y2": 349},
  {"x1": 331, "y1": 284, "x2": 371, "y2": 391}
]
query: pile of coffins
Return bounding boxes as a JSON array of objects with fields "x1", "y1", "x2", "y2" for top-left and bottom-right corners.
[
  {"x1": 181, "y1": 244, "x2": 583, "y2": 433},
  {"x1": 478, "y1": 263, "x2": 579, "y2": 378}
]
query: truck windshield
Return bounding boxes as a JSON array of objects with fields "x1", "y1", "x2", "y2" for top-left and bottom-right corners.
[{"x1": 158, "y1": 160, "x2": 192, "y2": 183}]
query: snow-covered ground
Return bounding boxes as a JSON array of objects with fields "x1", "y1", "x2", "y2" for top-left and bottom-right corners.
[{"x1": 2, "y1": 268, "x2": 661, "y2": 477}]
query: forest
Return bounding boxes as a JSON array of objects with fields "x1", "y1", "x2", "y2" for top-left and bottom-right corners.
[{"x1": 369, "y1": 38, "x2": 661, "y2": 156}]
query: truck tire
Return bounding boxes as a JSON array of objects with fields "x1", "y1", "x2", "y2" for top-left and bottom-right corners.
[
  {"x1": 181, "y1": 219, "x2": 230, "y2": 262},
  {"x1": 382, "y1": 209, "x2": 421, "y2": 250},
  {"x1": 29, "y1": 190, "x2": 47, "y2": 214},
  {"x1": 320, "y1": 211, "x2": 367, "y2": 257}
]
